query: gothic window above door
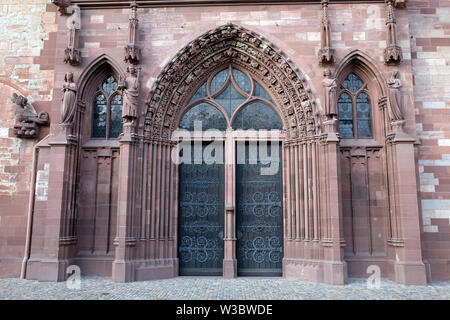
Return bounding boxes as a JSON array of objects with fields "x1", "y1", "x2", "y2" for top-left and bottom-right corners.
[
  {"x1": 338, "y1": 73, "x2": 373, "y2": 139},
  {"x1": 92, "y1": 76, "x2": 123, "y2": 139},
  {"x1": 180, "y1": 65, "x2": 282, "y2": 131}
]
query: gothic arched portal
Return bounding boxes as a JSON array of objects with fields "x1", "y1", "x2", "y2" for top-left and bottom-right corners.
[{"x1": 119, "y1": 23, "x2": 347, "y2": 282}]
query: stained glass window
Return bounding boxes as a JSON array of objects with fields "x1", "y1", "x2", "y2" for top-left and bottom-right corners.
[
  {"x1": 232, "y1": 68, "x2": 251, "y2": 94},
  {"x1": 182, "y1": 65, "x2": 282, "y2": 131},
  {"x1": 92, "y1": 76, "x2": 123, "y2": 139},
  {"x1": 338, "y1": 73, "x2": 372, "y2": 139},
  {"x1": 102, "y1": 76, "x2": 118, "y2": 95},
  {"x1": 179, "y1": 103, "x2": 227, "y2": 131},
  {"x1": 338, "y1": 93, "x2": 353, "y2": 138},
  {"x1": 210, "y1": 69, "x2": 229, "y2": 95},
  {"x1": 190, "y1": 82, "x2": 207, "y2": 103},
  {"x1": 93, "y1": 94, "x2": 107, "y2": 138},
  {"x1": 109, "y1": 94, "x2": 123, "y2": 138},
  {"x1": 232, "y1": 101, "x2": 282, "y2": 130},
  {"x1": 253, "y1": 81, "x2": 272, "y2": 102},
  {"x1": 342, "y1": 73, "x2": 364, "y2": 93},
  {"x1": 215, "y1": 83, "x2": 247, "y2": 117},
  {"x1": 356, "y1": 92, "x2": 372, "y2": 138}
]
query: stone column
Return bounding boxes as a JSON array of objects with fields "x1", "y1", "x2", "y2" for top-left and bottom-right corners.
[
  {"x1": 223, "y1": 130, "x2": 237, "y2": 278},
  {"x1": 112, "y1": 124, "x2": 137, "y2": 282},
  {"x1": 388, "y1": 130, "x2": 427, "y2": 285},
  {"x1": 321, "y1": 120, "x2": 347, "y2": 285}
]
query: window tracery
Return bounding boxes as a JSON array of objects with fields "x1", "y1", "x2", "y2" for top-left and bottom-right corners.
[
  {"x1": 92, "y1": 76, "x2": 123, "y2": 138},
  {"x1": 180, "y1": 65, "x2": 281, "y2": 131},
  {"x1": 338, "y1": 73, "x2": 373, "y2": 138}
]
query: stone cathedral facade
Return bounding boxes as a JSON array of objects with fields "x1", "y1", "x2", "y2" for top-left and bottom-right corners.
[{"x1": 0, "y1": 0, "x2": 449, "y2": 285}]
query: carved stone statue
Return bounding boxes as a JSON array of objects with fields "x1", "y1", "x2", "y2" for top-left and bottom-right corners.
[
  {"x1": 322, "y1": 68, "x2": 337, "y2": 119},
  {"x1": 60, "y1": 72, "x2": 77, "y2": 125},
  {"x1": 119, "y1": 66, "x2": 139, "y2": 123},
  {"x1": 11, "y1": 93, "x2": 49, "y2": 138},
  {"x1": 387, "y1": 70, "x2": 404, "y2": 122}
]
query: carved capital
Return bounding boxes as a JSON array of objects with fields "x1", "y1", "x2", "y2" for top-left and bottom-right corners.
[
  {"x1": 390, "y1": 119, "x2": 406, "y2": 133},
  {"x1": 384, "y1": 45, "x2": 402, "y2": 65},
  {"x1": 318, "y1": 47, "x2": 335, "y2": 65},
  {"x1": 124, "y1": 44, "x2": 141, "y2": 65},
  {"x1": 323, "y1": 118, "x2": 338, "y2": 134},
  {"x1": 64, "y1": 46, "x2": 81, "y2": 66}
]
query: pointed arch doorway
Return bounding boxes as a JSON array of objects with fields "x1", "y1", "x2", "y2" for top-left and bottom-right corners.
[
  {"x1": 177, "y1": 65, "x2": 284, "y2": 276},
  {"x1": 136, "y1": 23, "x2": 337, "y2": 283}
]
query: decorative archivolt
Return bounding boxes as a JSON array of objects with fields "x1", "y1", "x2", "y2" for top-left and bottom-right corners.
[{"x1": 144, "y1": 23, "x2": 319, "y2": 141}]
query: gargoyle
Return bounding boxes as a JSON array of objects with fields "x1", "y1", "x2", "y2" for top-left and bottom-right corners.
[{"x1": 12, "y1": 93, "x2": 50, "y2": 138}]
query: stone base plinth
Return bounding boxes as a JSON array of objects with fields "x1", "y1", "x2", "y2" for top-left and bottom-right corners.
[
  {"x1": 25, "y1": 258, "x2": 70, "y2": 282},
  {"x1": 394, "y1": 261, "x2": 427, "y2": 285},
  {"x1": 283, "y1": 258, "x2": 347, "y2": 285},
  {"x1": 223, "y1": 259, "x2": 237, "y2": 278},
  {"x1": 113, "y1": 259, "x2": 178, "y2": 282}
]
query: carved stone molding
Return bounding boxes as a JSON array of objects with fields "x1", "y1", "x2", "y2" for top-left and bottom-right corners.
[
  {"x1": 384, "y1": 0, "x2": 402, "y2": 65},
  {"x1": 52, "y1": 0, "x2": 82, "y2": 66},
  {"x1": 318, "y1": 0, "x2": 334, "y2": 65},
  {"x1": 11, "y1": 93, "x2": 50, "y2": 139},
  {"x1": 124, "y1": 1, "x2": 141, "y2": 64},
  {"x1": 144, "y1": 23, "x2": 318, "y2": 140},
  {"x1": 71, "y1": 1, "x2": 385, "y2": 9},
  {"x1": 378, "y1": 96, "x2": 388, "y2": 110}
]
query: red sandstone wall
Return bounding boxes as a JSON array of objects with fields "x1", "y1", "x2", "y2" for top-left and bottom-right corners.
[
  {"x1": 0, "y1": 0, "x2": 449, "y2": 281},
  {"x1": 408, "y1": 0, "x2": 450, "y2": 280},
  {"x1": 0, "y1": 0, "x2": 57, "y2": 277}
]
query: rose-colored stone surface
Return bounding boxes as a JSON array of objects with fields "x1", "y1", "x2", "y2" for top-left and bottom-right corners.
[{"x1": 0, "y1": 0, "x2": 448, "y2": 284}]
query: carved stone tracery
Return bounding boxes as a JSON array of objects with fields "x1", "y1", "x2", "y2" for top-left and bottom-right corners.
[
  {"x1": 384, "y1": 0, "x2": 402, "y2": 65},
  {"x1": 52, "y1": 0, "x2": 82, "y2": 66},
  {"x1": 318, "y1": 0, "x2": 334, "y2": 65},
  {"x1": 124, "y1": 1, "x2": 141, "y2": 64},
  {"x1": 144, "y1": 23, "x2": 318, "y2": 141}
]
